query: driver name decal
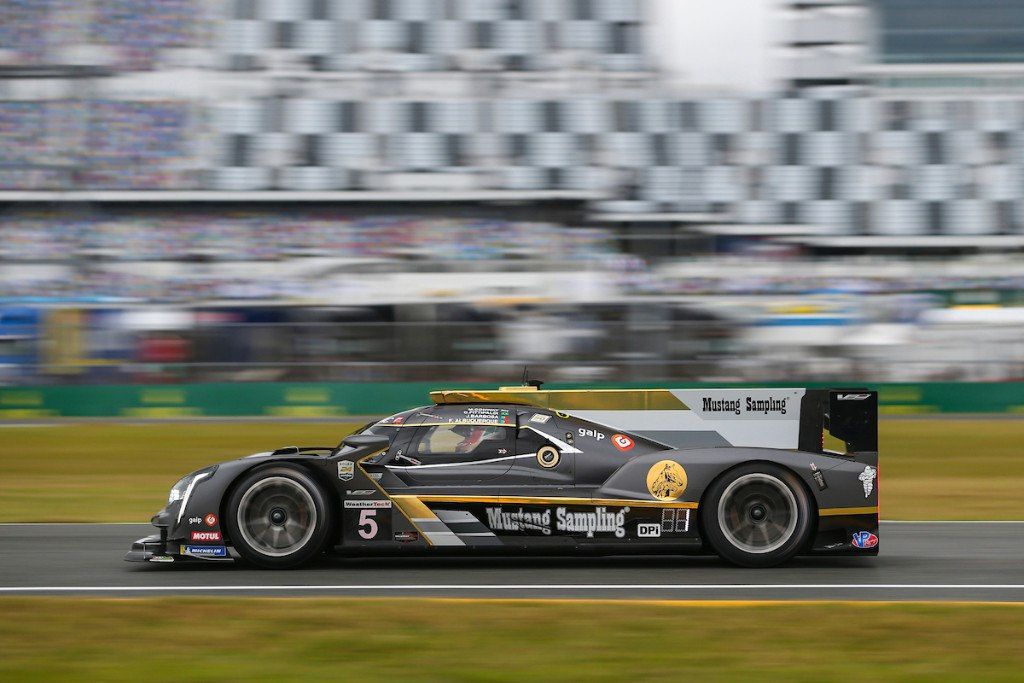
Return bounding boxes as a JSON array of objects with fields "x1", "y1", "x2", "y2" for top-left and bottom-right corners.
[{"x1": 443, "y1": 407, "x2": 513, "y2": 424}]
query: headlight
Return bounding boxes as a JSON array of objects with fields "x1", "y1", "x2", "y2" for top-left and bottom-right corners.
[
  {"x1": 168, "y1": 475, "x2": 192, "y2": 504},
  {"x1": 167, "y1": 466, "x2": 216, "y2": 505}
]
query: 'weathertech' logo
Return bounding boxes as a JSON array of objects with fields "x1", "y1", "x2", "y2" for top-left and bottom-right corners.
[{"x1": 703, "y1": 396, "x2": 788, "y2": 415}]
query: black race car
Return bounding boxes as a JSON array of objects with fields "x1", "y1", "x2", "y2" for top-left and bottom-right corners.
[{"x1": 126, "y1": 385, "x2": 879, "y2": 568}]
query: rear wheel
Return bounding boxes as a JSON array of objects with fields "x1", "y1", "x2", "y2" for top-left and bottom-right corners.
[
  {"x1": 702, "y1": 463, "x2": 813, "y2": 568},
  {"x1": 225, "y1": 465, "x2": 332, "y2": 569}
]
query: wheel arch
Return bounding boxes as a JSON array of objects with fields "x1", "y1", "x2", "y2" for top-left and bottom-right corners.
[
  {"x1": 697, "y1": 459, "x2": 819, "y2": 551},
  {"x1": 219, "y1": 459, "x2": 340, "y2": 547}
]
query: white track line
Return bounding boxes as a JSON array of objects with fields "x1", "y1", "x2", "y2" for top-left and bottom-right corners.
[{"x1": 1, "y1": 584, "x2": 1023, "y2": 594}]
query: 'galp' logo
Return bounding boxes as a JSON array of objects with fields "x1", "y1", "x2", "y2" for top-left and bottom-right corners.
[{"x1": 646, "y1": 460, "x2": 688, "y2": 501}]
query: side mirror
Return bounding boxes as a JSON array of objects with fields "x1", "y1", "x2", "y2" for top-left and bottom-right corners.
[{"x1": 341, "y1": 434, "x2": 391, "y2": 451}]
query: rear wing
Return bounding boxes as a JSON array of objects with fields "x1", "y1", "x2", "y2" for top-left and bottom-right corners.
[{"x1": 799, "y1": 389, "x2": 878, "y2": 458}]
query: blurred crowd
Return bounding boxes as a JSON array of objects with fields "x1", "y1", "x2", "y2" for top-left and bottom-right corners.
[
  {"x1": 0, "y1": 209, "x2": 613, "y2": 262},
  {"x1": 0, "y1": 0, "x2": 196, "y2": 71},
  {"x1": 0, "y1": 100, "x2": 193, "y2": 190}
]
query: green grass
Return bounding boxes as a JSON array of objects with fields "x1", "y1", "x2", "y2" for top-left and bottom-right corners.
[
  {"x1": 0, "y1": 419, "x2": 1021, "y2": 522},
  {"x1": 0, "y1": 422, "x2": 360, "y2": 523},
  {"x1": 876, "y1": 419, "x2": 1024, "y2": 520},
  {"x1": 0, "y1": 598, "x2": 1022, "y2": 681}
]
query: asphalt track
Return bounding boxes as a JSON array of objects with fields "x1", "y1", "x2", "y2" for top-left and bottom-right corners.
[{"x1": 1, "y1": 521, "x2": 1022, "y2": 601}]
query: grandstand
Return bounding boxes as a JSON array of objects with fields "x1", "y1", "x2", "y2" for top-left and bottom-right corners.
[
  {"x1": 0, "y1": 0, "x2": 1023, "y2": 234},
  {"x1": 2, "y1": 0, "x2": 1024, "y2": 385}
]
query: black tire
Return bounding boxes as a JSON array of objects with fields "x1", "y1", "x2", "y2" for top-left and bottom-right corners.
[
  {"x1": 225, "y1": 465, "x2": 332, "y2": 569},
  {"x1": 702, "y1": 463, "x2": 813, "y2": 568}
]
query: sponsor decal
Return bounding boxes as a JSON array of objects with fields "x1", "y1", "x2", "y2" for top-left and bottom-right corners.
[
  {"x1": 851, "y1": 531, "x2": 878, "y2": 549},
  {"x1": 394, "y1": 531, "x2": 419, "y2": 543},
  {"x1": 187, "y1": 516, "x2": 203, "y2": 526},
  {"x1": 338, "y1": 460, "x2": 354, "y2": 481},
  {"x1": 701, "y1": 395, "x2": 789, "y2": 416},
  {"x1": 858, "y1": 465, "x2": 877, "y2": 498},
  {"x1": 661, "y1": 508, "x2": 691, "y2": 532},
  {"x1": 484, "y1": 506, "x2": 630, "y2": 538},
  {"x1": 204, "y1": 513, "x2": 218, "y2": 527},
  {"x1": 703, "y1": 397, "x2": 742, "y2": 415},
  {"x1": 368, "y1": 472, "x2": 383, "y2": 481},
  {"x1": 578, "y1": 427, "x2": 605, "y2": 441},
  {"x1": 646, "y1": 460, "x2": 688, "y2": 501},
  {"x1": 346, "y1": 489, "x2": 375, "y2": 496},
  {"x1": 529, "y1": 414, "x2": 551, "y2": 424},
  {"x1": 746, "y1": 396, "x2": 787, "y2": 415},
  {"x1": 190, "y1": 531, "x2": 222, "y2": 542},
  {"x1": 557, "y1": 507, "x2": 629, "y2": 538},
  {"x1": 486, "y1": 507, "x2": 551, "y2": 535},
  {"x1": 637, "y1": 522, "x2": 661, "y2": 538},
  {"x1": 611, "y1": 434, "x2": 634, "y2": 451},
  {"x1": 344, "y1": 500, "x2": 392, "y2": 509},
  {"x1": 838, "y1": 393, "x2": 871, "y2": 401},
  {"x1": 184, "y1": 545, "x2": 227, "y2": 557},
  {"x1": 810, "y1": 462, "x2": 827, "y2": 491}
]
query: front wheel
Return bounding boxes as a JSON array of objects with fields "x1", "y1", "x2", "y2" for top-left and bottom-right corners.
[
  {"x1": 702, "y1": 463, "x2": 813, "y2": 568},
  {"x1": 225, "y1": 465, "x2": 332, "y2": 569}
]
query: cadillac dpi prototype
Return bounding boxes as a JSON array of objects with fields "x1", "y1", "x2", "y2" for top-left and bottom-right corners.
[{"x1": 126, "y1": 386, "x2": 879, "y2": 568}]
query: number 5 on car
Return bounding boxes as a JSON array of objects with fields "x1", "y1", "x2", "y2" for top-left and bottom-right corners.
[{"x1": 344, "y1": 500, "x2": 392, "y2": 543}]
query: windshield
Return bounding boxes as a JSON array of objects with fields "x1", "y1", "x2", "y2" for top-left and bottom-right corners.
[
  {"x1": 353, "y1": 406, "x2": 425, "y2": 438},
  {"x1": 337, "y1": 411, "x2": 408, "y2": 455},
  {"x1": 351, "y1": 419, "x2": 378, "y2": 436}
]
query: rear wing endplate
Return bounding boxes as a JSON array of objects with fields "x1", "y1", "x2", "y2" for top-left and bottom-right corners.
[{"x1": 799, "y1": 389, "x2": 878, "y2": 455}]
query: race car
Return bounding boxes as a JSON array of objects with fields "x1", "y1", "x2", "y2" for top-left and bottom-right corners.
[{"x1": 125, "y1": 385, "x2": 879, "y2": 568}]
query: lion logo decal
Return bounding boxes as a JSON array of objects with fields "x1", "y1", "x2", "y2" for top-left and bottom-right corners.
[{"x1": 646, "y1": 460, "x2": 688, "y2": 501}]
